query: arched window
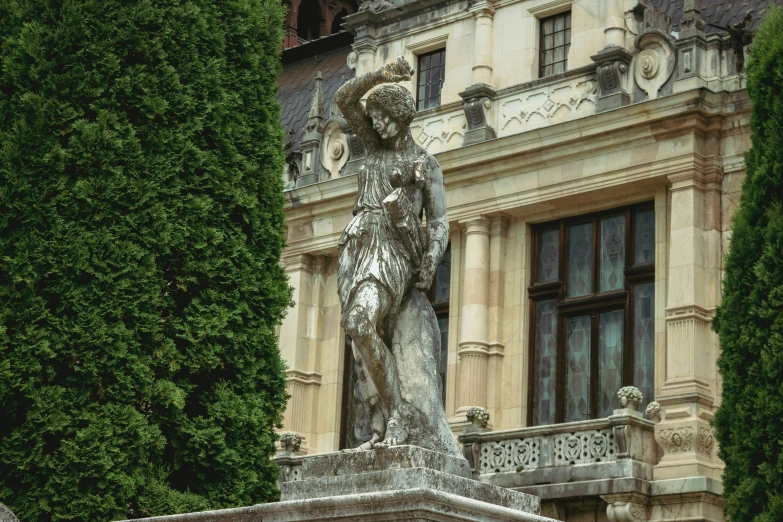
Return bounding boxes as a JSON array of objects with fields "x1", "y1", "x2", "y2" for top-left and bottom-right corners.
[
  {"x1": 331, "y1": 9, "x2": 349, "y2": 34},
  {"x1": 297, "y1": 0, "x2": 322, "y2": 42}
]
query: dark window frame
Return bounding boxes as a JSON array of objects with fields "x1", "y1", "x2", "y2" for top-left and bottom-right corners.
[
  {"x1": 527, "y1": 203, "x2": 655, "y2": 426},
  {"x1": 416, "y1": 48, "x2": 446, "y2": 111},
  {"x1": 539, "y1": 10, "x2": 571, "y2": 78}
]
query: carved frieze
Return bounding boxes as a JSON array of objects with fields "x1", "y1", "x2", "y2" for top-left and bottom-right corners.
[
  {"x1": 498, "y1": 76, "x2": 597, "y2": 137},
  {"x1": 658, "y1": 427, "x2": 694, "y2": 453},
  {"x1": 697, "y1": 426, "x2": 715, "y2": 456},
  {"x1": 411, "y1": 111, "x2": 467, "y2": 154}
]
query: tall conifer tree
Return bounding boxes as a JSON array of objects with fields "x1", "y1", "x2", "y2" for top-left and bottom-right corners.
[
  {"x1": 713, "y1": 7, "x2": 783, "y2": 522},
  {"x1": 0, "y1": 1, "x2": 291, "y2": 520}
]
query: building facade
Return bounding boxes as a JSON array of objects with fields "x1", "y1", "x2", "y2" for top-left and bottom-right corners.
[{"x1": 274, "y1": 1, "x2": 777, "y2": 520}]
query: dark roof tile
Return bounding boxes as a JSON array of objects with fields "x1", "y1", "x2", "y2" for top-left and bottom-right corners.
[
  {"x1": 277, "y1": 44, "x2": 355, "y2": 148},
  {"x1": 653, "y1": 0, "x2": 783, "y2": 33}
]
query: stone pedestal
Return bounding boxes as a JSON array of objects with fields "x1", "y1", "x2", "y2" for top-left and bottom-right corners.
[{"x1": 119, "y1": 446, "x2": 560, "y2": 522}]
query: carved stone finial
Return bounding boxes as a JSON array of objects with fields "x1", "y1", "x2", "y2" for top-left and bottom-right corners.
[
  {"x1": 679, "y1": 0, "x2": 705, "y2": 37},
  {"x1": 466, "y1": 406, "x2": 490, "y2": 429},
  {"x1": 280, "y1": 431, "x2": 302, "y2": 454},
  {"x1": 305, "y1": 72, "x2": 325, "y2": 136},
  {"x1": 645, "y1": 401, "x2": 662, "y2": 421},
  {"x1": 617, "y1": 386, "x2": 643, "y2": 410}
]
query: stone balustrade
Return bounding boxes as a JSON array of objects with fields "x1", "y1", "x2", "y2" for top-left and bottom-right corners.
[{"x1": 459, "y1": 408, "x2": 657, "y2": 501}]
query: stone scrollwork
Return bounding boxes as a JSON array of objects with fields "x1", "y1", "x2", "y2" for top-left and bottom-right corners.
[
  {"x1": 358, "y1": 0, "x2": 395, "y2": 13},
  {"x1": 633, "y1": 29, "x2": 675, "y2": 100},
  {"x1": 658, "y1": 427, "x2": 693, "y2": 453},
  {"x1": 320, "y1": 121, "x2": 350, "y2": 179},
  {"x1": 554, "y1": 429, "x2": 617, "y2": 465},
  {"x1": 606, "y1": 500, "x2": 646, "y2": 522},
  {"x1": 479, "y1": 438, "x2": 541, "y2": 473},
  {"x1": 697, "y1": 426, "x2": 715, "y2": 456}
]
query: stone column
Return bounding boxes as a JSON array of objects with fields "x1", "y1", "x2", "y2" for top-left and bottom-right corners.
[
  {"x1": 457, "y1": 217, "x2": 491, "y2": 414},
  {"x1": 604, "y1": 0, "x2": 625, "y2": 48},
  {"x1": 653, "y1": 168, "x2": 723, "y2": 481},
  {"x1": 353, "y1": 34, "x2": 377, "y2": 76},
  {"x1": 278, "y1": 254, "x2": 329, "y2": 454},
  {"x1": 460, "y1": 0, "x2": 497, "y2": 146},
  {"x1": 486, "y1": 216, "x2": 508, "y2": 424}
]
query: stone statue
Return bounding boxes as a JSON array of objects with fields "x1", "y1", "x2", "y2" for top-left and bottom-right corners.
[
  {"x1": 335, "y1": 57, "x2": 460, "y2": 457},
  {"x1": 0, "y1": 503, "x2": 19, "y2": 522}
]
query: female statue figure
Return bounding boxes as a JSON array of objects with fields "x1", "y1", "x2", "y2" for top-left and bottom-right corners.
[{"x1": 335, "y1": 57, "x2": 460, "y2": 456}]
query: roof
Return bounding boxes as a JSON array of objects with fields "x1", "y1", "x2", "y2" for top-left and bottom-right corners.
[
  {"x1": 654, "y1": 0, "x2": 783, "y2": 33},
  {"x1": 277, "y1": 37, "x2": 355, "y2": 148}
]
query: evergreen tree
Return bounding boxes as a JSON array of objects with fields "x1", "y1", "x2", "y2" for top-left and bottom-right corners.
[
  {"x1": 0, "y1": 1, "x2": 291, "y2": 520},
  {"x1": 713, "y1": 7, "x2": 783, "y2": 522}
]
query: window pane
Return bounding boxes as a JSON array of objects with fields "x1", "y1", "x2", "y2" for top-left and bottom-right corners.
[
  {"x1": 533, "y1": 300, "x2": 558, "y2": 426},
  {"x1": 432, "y1": 52, "x2": 441, "y2": 67},
  {"x1": 553, "y1": 62, "x2": 564, "y2": 75},
  {"x1": 544, "y1": 34, "x2": 554, "y2": 50},
  {"x1": 634, "y1": 209, "x2": 655, "y2": 265},
  {"x1": 566, "y1": 315, "x2": 591, "y2": 422},
  {"x1": 634, "y1": 283, "x2": 655, "y2": 408},
  {"x1": 343, "y1": 339, "x2": 373, "y2": 448},
  {"x1": 600, "y1": 214, "x2": 625, "y2": 292},
  {"x1": 555, "y1": 15, "x2": 565, "y2": 32},
  {"x1": 555, "y1": 46, "x2": 564, "y2": 62},
  {"x1": 434, "y1": 250, "x2": 451, "y2": 304},
  {"x1": 566, "y1": 12, "x2": 572, "y2": 28},
  {"x1": 543, "y1": 18, "x2": 554, "y2": 34},
  {"x1": 438, "y1": 317, "x2": 449, "y2": 405},
  {"x1": 537, "y1": 227, "x2": 560, "y2": 282},
  {"x1": 598, "y1": 311, "x2": 624, "y2": 418},
  {"x1": 555, "y1": 31, "x2": 564, "y2": 46},
  {"x1": 431, "y1": 81, "x2": 441, "y2": 99},
  {"x1": 422, "y1": 55, "x2": 430, "y2": 69},
  {"x1": 568, "y1": 222, "x2": 593, "y2": 297}
]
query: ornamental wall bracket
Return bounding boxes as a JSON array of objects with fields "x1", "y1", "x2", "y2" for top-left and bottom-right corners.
[
  {"x1": 602, "y1": 493, "x2": 648, "y2": 522},
  {"x1": 459, "y1": 83, "x2": 496, "y2": 146},
  {"x1": 591, "y1": 46, "x2": 633, "y2": 113}
]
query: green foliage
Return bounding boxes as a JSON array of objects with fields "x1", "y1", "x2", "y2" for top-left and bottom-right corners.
[
  {"x1": 0, "y1": 1, "x2": 291, "y2": 520},
  {"x1": 713, "y1": 7, "x2": 783, "y2": 522}
]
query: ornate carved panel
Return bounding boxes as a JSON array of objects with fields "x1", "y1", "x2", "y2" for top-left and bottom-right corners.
[
  {"x1": 479, "y1": 437, "x2": 542, "y2": 473},
  {"x1": 411, "y1": 111, "x2": 467, "y2": 154},
  {"x1": 553, "y1": 429, "x2": 617, "y2": 465}
]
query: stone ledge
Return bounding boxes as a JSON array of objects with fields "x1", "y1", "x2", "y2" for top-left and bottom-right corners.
[
  {"x1": 283, "y1": 466, "x2": 542, "y2": 514},
  {"x1": 260, "y1": 488, "x2": 559, "y2": 522},
  {"x1": 299, "y1": 445, "x2": 471, "y2": 480}
]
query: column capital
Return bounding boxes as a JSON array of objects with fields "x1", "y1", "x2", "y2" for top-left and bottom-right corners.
[
  {"x1": 489, "y1": 215, "x2": 510, "y2": 237},
  {"x1": 469, "y1": 3, "x2": 496, "y2": 19},
  {"x1": 461, "y1": 216, "x2": 491, "y2": 236}
]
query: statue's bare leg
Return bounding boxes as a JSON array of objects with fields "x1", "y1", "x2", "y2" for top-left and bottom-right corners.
[{"x1": 345, "y1": 281, "x2": 407, "y2": 446}]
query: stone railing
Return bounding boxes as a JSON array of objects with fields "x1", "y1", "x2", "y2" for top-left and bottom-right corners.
[{"x1": 459, "y1": 407, "x2": 657, "y2": 499}]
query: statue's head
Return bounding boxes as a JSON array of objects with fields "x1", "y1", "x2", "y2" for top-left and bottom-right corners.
[{"x1": 366, "y1": 84, "x2": 416, "y2": 141}]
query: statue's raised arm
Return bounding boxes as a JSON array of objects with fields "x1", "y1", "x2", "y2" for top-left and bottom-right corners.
[{"x1": 335, "y1": 56, "x2": 414, "y2": 151}]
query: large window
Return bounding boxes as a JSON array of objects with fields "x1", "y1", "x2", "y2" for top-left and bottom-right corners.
[
  {"x1": 528, "y1": 205, "x2": 655, "y2": 426},
  {"x1": 340, "y1": 246, "x2": 452, "y2": 448},
  {"x1": 417, "y1": 49, "x2": 446, "y2": 111},
  {"x1": 539, "y1": 11, "x2": 571, "y2": 78}
]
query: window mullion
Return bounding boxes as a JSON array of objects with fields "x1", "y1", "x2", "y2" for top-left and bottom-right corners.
[{"x1": 590, "y1": 312, "x2": 599, "y2": 420}]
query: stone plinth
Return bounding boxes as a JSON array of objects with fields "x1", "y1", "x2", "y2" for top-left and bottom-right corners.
[{"x1": 118, "y1": 446, "x2": 560, "y2": 522}]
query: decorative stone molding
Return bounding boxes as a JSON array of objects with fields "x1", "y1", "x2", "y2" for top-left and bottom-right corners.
[
  {"x1": 657, "y1": 427, "x2": 693, "y2": 453},
  {"x1": 603, "y1": 493, "x2": 647, "y2": 522},
  {"x1": 633, "y1": 25, "x2": 675, "y2": 100},
  {"x1": 320, "y1": 121, "x2": 350, "y2": 179},
  {"x1": 480, "y1": 437, "x2": 542, "y2": 473},
  {"x1": 498, "y1": 73, "x2": 597, "y2": 137},
  {"x1": 411, "y1": 107, "x2": 467, "y2": 154},
  {"x1": 678, "y1": 0, "x2": 705, "y2": 38},
  {"x1": 645, "y1": 401, "x2": 662, "y2": 421},
  {"x1": 697, "y1": 426, "x2": 715, "y2": 456},
  {"x1": 460, "y1": 84, "x2": 496, "y2": 146},
  {"x1": 617, "y1": 386, "x2": 643, "y2": 410},
  {"x1": 591, "y1": 46, "x2": 633, "y2": 113},
  {"x1": 358, "y1": 0, "x2": 394, "y2": 13},
  {"x1": 554, "y1": 429, "x2": 617, "y2": 465},
  {"x1": 466, "y1": 406, "x2": 490, "y2": 429}
]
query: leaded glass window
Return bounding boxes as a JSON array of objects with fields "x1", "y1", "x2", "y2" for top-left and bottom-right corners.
[
  {"x1": 565, "y1": 316, "x2": 591, "y2": 422},
  {"x1": 532, "y1": 300, "x2": 558, "y2": 425},
  {"x1": 538, "y1": 227, "x2": 560, "y2": 282},
  {"x1": 528, "y1": 204, "x2": 655, "y2": 426}
]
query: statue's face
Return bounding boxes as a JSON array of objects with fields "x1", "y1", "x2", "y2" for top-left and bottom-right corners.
[{"x1": 369, "y1": 109, "x2": 401, "y2": 141}]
